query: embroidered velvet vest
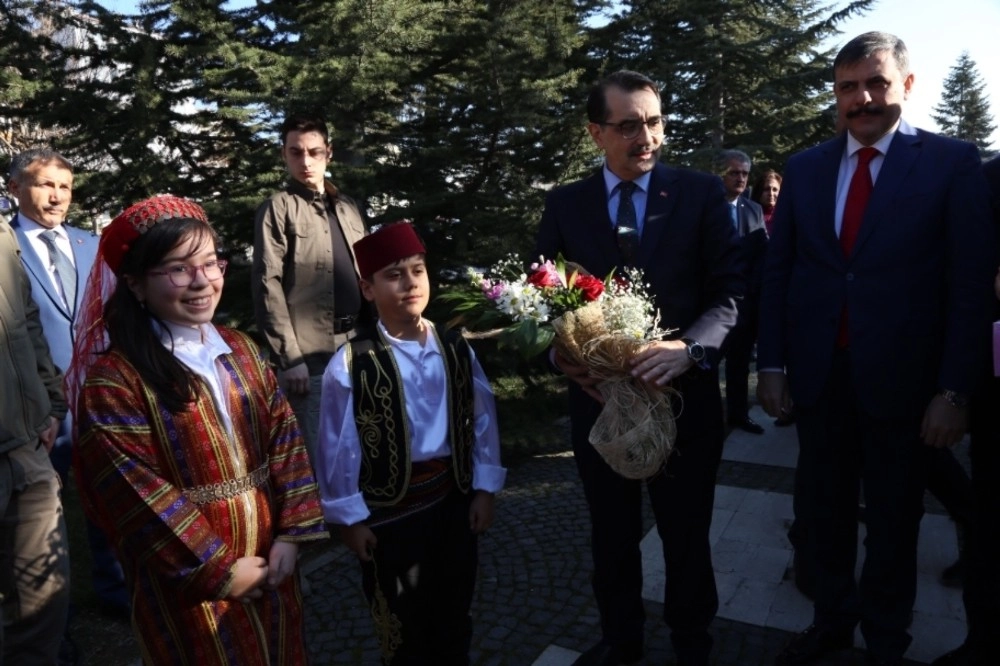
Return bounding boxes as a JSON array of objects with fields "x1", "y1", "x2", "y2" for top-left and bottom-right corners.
[{"x1": 347, "y1": 325, "x2": 474, "y2": 507}]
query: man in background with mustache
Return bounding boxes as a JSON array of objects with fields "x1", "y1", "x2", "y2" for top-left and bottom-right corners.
[{"x1": 757, "y1": 32, "x2": 995, "y2": 666}]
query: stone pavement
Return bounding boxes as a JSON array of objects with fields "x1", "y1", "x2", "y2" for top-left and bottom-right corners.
[{"x1": 299, "y1": 405, "x2": 969, "y2": 665}]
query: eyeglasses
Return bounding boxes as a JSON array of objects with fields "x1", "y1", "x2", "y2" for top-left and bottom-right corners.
[
  {"x1": 598, "y1": 116, "x2": 664, "y2": 140},
  {"x1": 148, "y1": 260, "x2": 228, "y2": 287}
]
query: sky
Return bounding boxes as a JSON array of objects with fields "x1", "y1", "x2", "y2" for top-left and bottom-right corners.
[
  {"x1": 95, "y1": 0, "x2": 1000, "y2": 148},
  {"x1": 830, "y1": 0, "x2": 1000, "y2": 146}
]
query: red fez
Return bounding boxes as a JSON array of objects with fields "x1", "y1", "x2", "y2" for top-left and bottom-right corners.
[
  {"x1": 354, "y1": 222, "x2": 426, "y2": 278},
  {"x1": 100, "y1": 195, "x2": 209, "y2": 274}
]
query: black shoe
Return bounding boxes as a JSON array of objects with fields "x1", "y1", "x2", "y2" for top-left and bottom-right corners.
[
  {"x1": 729, "y1": 416, "x2": 765, "y2": 434},
  {"x1": 931, "y1": 643, "x2": 974, "y2": 666},
  {"x1": 775, "y1": 624, "x2": 853, "y2": 665},
  {"x1": 572, "y1": 640, "x2": 643, "y2": 665}
]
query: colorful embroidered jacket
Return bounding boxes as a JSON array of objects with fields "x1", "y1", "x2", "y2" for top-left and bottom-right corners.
[{"x1": 75, "y1": 327, "x2": 327, "y2": 666}]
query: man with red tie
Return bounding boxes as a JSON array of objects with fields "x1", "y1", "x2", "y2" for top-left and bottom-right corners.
[{"x1": 757, "y1": 32, "x2": 995, "y2": 666}]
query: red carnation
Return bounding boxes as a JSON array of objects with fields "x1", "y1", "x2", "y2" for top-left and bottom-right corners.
[{"x1": 574, "y1": 274, "x2": 605, "y2": 301}]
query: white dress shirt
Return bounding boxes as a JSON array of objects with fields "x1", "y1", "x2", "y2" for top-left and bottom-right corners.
[{"x1": 315, "y1": 320, "x2": 507, "y2": 526}]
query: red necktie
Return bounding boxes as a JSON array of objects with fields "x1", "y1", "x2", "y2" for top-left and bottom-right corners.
[
  {"x1": 840, "y1": 146, "x2": 878, "y2": 255},
  {"x1": 836, "y1": 146, "x2": 878, "y2": 348}
]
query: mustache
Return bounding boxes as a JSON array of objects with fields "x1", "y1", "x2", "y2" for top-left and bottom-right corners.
[
  {"x1": 629, "y1": 145, "x2": 662, "y2": 157},
  {"x1": 846, "y1": 105, "x2": 884, "y2": 119}
]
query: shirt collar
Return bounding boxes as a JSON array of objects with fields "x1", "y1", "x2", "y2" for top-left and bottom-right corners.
[
  {"x1": 601, "y1": 165, "x2": 653, "y2": 198},
  {"x1": 153, "y1": 320, "x2": 231, "y2": 356},
  {"x1": 16, "y1": 213, "x2": 63, "y2": 238},
  {"x1": 845, "y1": 120, "x2": 898, "y2": 158}
]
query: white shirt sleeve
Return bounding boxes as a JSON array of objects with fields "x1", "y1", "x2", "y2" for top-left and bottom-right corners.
[{"x1": 314, "y1": 347, "x2": 370, "y2": 526}]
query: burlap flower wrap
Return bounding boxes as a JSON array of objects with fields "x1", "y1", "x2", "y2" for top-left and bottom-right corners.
[{"x1": 551, "y1": 301, "x2": 678, "y2": 480}]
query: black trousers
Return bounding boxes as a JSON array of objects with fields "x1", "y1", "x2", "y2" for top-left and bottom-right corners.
[
  {"x1": 569, "y1": 370, "x2": 724, "y2": 662},
  {"x1": 361, "y1": 489, "x2": 478, "y2": 666},
  {"x1": 962, "y1": 375, "x2": 1000, "y2": 657},
  {"x1": 722, "y1": 298, "x2": 758, "y2": 420},
  {"x1": 795, "y1": 350, "x2": 930, "y2": 661}
]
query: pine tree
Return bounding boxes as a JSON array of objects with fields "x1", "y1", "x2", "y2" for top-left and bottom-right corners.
[
  {"x1": 932, "y1": 52, "x2": 996, "y2": 156},
  {"x1": 590, "y1": 0, "x2": 876, "y2": 172}
]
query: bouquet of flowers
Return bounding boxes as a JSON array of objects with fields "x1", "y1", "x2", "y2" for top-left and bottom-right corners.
[{"x1": 440, "y1": 254, "x2": 679, "y2": 479}]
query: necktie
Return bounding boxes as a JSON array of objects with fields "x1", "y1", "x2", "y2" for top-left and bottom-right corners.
[
  {"x1": 40, "y1": 229, "x2": 77, "y2": 313},
  {"x1": 731, "y1": 203, "x2": 740, "y2": 234},
  {"x1": 840, "y1": 146, "x2": 878, "y2": 255},
  {"x1": 616, "y1": 181, "x2": 639, "y2": 266},
  {"x1": 836, "y1": 146, "x2": 878, "y2": 348}
]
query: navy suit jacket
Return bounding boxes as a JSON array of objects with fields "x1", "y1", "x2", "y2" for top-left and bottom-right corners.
[
  {"x1": 535, "y1": 162, "x2": 743, "y2": 367},
  {"x1": 11, "y1": 215, "x2": 99, "y2": 375},
  {"x1": 758, "y1": 121, "x2": 996, "y2": 416},
  {"x1": 733, "y1": 197, "x2": 767, "y2": 301}
]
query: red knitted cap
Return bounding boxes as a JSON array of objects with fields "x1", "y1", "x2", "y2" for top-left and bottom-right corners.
[
  {"x1": 100, "y1": 195, "x2": 209, "y2": 274},
  {"x1": 354, "y1": 222, "x2": 426, "y2": 278}
]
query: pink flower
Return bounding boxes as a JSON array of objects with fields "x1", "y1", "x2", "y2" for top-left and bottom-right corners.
[
  {"x1": 527, "y1": 262, "x2": 562, "y2": 288},
  {"x1": 482, "y1": 281, "x2": 503, "y2": 301}
]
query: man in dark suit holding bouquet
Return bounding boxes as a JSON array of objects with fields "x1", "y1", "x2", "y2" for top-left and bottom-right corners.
[{"x1": 534, "y1": 70, "x2": 743, "y2": 666}]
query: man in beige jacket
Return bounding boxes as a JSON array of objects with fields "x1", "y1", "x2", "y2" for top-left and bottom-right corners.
[{"x1": 253, "y1": 114, "x2": 368, "y2": 465}]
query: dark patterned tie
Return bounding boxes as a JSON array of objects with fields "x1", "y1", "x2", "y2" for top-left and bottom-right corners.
[
  {"x1": 616, "y1": 180, "x2": 639, "y2": 266},
  {"x1": 40, "y1": 229, "x2": 77, "y2": 313}
]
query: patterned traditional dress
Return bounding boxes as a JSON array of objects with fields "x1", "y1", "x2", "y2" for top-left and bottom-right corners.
[{"x1": 75, "y1": 327, "x2": 327, "y2": 666}]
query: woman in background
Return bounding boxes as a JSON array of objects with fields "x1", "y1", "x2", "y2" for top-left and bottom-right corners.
[
  {"x1": 69, "y1": 195, "x2": 327, "y2": 665},
  {"x1": 752, "y1": 169, "x2": 782, "y2": 237}
]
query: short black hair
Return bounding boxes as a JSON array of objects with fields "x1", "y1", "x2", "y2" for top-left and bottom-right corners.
[
  {"x1": 834, "y1": 31, "x2": 909, "y2": 77},
  {"x1": 279, "y1": 114, "x2": 329, "y2": 146},
  {"x1": 586, "y1": 70, "x2": 661, "y2": 124}
]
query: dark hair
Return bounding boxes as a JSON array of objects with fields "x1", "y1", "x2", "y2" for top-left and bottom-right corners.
[
  {"x1": 714, "y1": 149, "x2": 751, "y2": 175},
  {"x1": 834, "y1": 31, "x2": 909, "y2": 77},
  {"x1": 751, "y1": 169, "x2": 782, "y2": 205},
  {"x1": 104, "y1": 217, "x2": 221, "y2": 413},
  {"x1": 8, "y1": 148, "x2": 73, "y2": 183},
  {"x1": 279, "y1": 114, "x2": 329, "y2": 146},
  {"x1": 587, "y1": 70, "x2": 661, "y2": 124}
]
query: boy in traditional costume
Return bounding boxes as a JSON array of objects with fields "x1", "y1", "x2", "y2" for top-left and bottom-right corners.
[
  {"x1": 315, "y1": 221, "x2": 506, "y2": 665},
  {"x1": 70, "y1": 195, "x2": 328, "y2": 665}
]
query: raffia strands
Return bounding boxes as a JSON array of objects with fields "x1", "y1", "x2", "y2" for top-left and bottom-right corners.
[{"x1": 552, "y1": 304, "x2": 679, "y2": 480}]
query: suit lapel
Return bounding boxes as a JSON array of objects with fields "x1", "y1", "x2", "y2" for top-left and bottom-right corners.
[
  {"x1": 582, "y1": 171, "x2": 622, "y2": 269},
  {"x1": 12, "y1": 218, "x2": 74, "y2": 320},
  {"x1": 850, "y1": 126, "x2": 920, "y2": 258},
  {"x1": 815, "y1": 137, "x2": 846, "y2": 258},
  {"x1": 637, "y1": 163, "x2": 678, "y2": 266}
]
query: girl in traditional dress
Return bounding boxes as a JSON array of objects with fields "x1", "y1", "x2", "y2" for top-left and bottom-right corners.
[{"x1": 69, "y1": 195, "x2": 327, "y2": 665}]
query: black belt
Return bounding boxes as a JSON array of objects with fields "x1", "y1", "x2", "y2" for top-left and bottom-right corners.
[{"x1": 334, "y1": 314, "x2": 356, "y2": 334}]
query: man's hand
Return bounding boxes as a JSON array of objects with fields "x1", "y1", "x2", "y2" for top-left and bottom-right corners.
[
  {"x1": 921, "y1": 394, "x2": 968, "y2": 448},
  {"x1": 265, "y1": 541, "x2": 298, "y2": 589},
  {"x1": 553, "y1": 348, "x2": 604, "y2": 403},
  {"x1": 338, "y1": 523, "x2": 377, "y2": 562},
  {"x1": 630, "y1": 340, "x2": 693, "y2": 387},
  {"x1": 278, "y1": 364, "x2": 310, "y2": 395},
  {"x1": 468, "y1": 491, "x2": 495, "y2": 534},
  {"x1": 757, "y1": 371, "x2": 793, "y2": 419},
  {"x1": 38, "y1": 416, "x2": 59, "y2": 452}
]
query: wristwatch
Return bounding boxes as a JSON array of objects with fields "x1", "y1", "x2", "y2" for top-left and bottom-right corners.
[
  {"x1": 683, "y1": 338, "x2": 706, "y2": 364},
  {"x1": 939, "y1": 389, "x2": 969, "y2": 408}
]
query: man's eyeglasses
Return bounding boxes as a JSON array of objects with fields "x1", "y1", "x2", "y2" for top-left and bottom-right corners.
[
  {"x1": 148, "y1": 260, "x2": 228, "y2": 287},
  {"x1": 598, "y1": 117, "x2": 664, "y2": 140}
]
